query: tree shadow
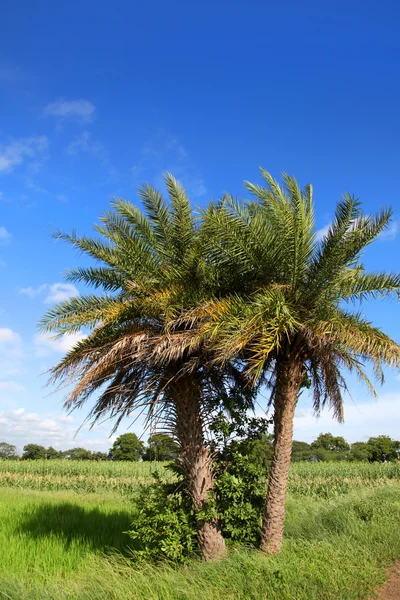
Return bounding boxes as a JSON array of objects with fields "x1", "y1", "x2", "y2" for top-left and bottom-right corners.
[{"x1": 18, "y1": 501, "x2": 139, "y2": 554}]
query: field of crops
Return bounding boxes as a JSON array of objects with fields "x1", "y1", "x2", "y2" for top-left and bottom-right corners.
[
  {"x1": 0, "y1": 458, "x2": 399, "y2": 497},
  {"x1": 0, "y1": 459, "x2": 170, "y2": 495}
]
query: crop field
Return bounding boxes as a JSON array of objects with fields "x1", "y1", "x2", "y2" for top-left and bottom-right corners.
[
  {"x1": 0, "y1": 458, "x2": 399, "y2": 497},
  {"x1": 1, "y1": 461, "x2": 400, "y2": 599}
]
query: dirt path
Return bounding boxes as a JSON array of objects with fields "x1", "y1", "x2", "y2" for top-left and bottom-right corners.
[{"x1": 375, "y1": 562, "x2": 400, "y2": 599}]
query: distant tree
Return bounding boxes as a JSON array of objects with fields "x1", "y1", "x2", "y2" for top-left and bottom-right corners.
[
  {"x1": 311, "y1": 433, "x2": 350, "y2": 453},
  {"x1": 22, "y1": 444, "x2": 47, "y2": 460},
  {"x1": 143, "y1": 434, "x2": 179, "y2": 461},
  {"x1": 110, "y1": 433, "x2": 144, "y2": 461},
  {"x1": 349, "y1": 441, "x2": 371, "y2": 462},
  {"x1": 366, "y1": 436, "x2": 398, "y2": 462},
  {"x1": 0, "y1": 442, "x2": 18, "y2": 460},
  {"x1": 291, "y1": 440, "x2": 312, "y2": 462},
  {"x1": 91, "y1": 451, "x2": 108, "y2": 461},
  {"x1": 62, "y1": 447, "x2": 93, "y2": 460},
  {"x1": 45, "y1": 446, "x2": 61, "y2": 459}
]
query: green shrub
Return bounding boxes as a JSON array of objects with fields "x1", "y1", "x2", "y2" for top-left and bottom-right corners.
[{"x1": 127, "y1": 475, "x2": 197, "y2": 563}]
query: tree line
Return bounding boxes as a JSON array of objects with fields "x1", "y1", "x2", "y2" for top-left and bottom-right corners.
[
  {"x1": 0, "y1": 433, "x2": 179, "y2": 461},
  {"x1": 1, "y1": 432, "x2": 399, "y2": 464}
]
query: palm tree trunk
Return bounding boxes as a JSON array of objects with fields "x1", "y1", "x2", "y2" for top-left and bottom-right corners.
[
  {"x1": 259, "y1": 358, "x2": 304, "y2": 554},
  {"x1": 173, "y1": 375, "x2": 227, "y2": 561}
]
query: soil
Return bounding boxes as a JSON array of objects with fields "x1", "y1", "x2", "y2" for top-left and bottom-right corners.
[{"x1": 375, "y1": 562, "x2": 400, "y2": 599}]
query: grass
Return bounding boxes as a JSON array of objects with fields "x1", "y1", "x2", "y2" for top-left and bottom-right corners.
[
  {"x1": 1, "y1": 462, "x2": 400, "y2": 599},
  {"x1": 0, "y1": 489, "x2": 134, "y2": 581}
]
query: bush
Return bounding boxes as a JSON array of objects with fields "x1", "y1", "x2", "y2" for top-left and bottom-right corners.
[
  {"x1": 127, "y1": 475, "x2": 197, "y2": 563},
  {"x1": 126, "y1": 414, "x2": 271, "y2": 563},
  {"x1": 127, "y1": 443, "x2": 269, "y2": 562}
]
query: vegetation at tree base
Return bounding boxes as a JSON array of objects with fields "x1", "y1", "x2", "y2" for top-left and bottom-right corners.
[{"x1": 109, "y1": 433, "x2": 145, "y2": 461}]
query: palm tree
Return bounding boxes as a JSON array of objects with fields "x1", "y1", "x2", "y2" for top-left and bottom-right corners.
[
  {"x1": 39, "y1": 174, "x2": 252, "y2": 560},
  {"x1": 185, "y1": 170, "x2": 400, "y2": 554}
]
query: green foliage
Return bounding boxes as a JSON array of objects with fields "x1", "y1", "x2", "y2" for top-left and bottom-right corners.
[
  {"x1": 365, "y1": 435, "x2": 400, "y2": 462},
  {"x1": 142, "y1": 434, "x2": 179, "y2": 461},
  {"x1": 91, "y1": 451, "x2": 108, "y2": 461},
  {"x1": 291, "y1": 441, "x2": 312, "y2": 462},
  {"x1": 110, "y1": 433, "x2": 144, "y2": 461},
  {"x1": 0, "y1": 442, "x2": 18, "y2": 460},
  {"x1": 348, "y1": 441, "x2": 371, "y2": 461},
  {"x1": 311, "y1": 433, "x2": 350, "y2": 453},
  {"x1": 128, "y1": 476, "x2": 197, "y2": 563},
  {"x1": 127, "y1": 416, "x2": 272, "y2": 558},
  {"x1": 215, "y1": 453, "x2": 266, "y2": 545},
  {"x1": 62, "y1": 447, "x2": 93, "y2": 460},
  {"x1": 191, "y1": 171, "x2": 400, "y2": 421},
  {"x1": 45, "y1": 447, "x2": 62, "y2": 459},
  {"x1": 22, "y1": 444, "x2": 47, "y2": 460}
]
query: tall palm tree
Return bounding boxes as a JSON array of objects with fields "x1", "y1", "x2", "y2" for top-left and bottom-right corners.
[
  {"x1": 184, "y1": 169, "x2": 400, "y2": 554},
  {"x1": 39, "y1": 174, "x2": 252, "y2": 560}
]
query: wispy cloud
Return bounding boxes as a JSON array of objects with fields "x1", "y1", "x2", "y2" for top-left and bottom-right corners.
[
  {"x1": 43, "y1": 98, "x2": 96, "y2": 124},
  {"x1": 0, "y1": 406, "x2": 122, "y2": 452},
  {"x1": 0, "y1": 226, "x2": 11, "y2": 245},
  {"x1": 34, "y1": 331, "x2": 87, "y2": 356},
  {"x1": 44, "y1": 283, "x2": 78, "y2": 304},
  {"x1": 293, "y1": 392, "x2": 400, "y2": 443},
  {"x1": 131, "y1": 131, "x2": 207, "y2": 198},
  {"x1": 67, "y1": 131, "x2": 108, "y2": 162},
  {"x1": 19, "y1": 284, "x2": 47, "y2": 298},
  {"x1": 66, "y1": 132, "x2": 118, "y2": 183},
  {"x1": 0, "y1": 136, "x2": 49, "y2": 175},
  {"x1": 19, "y1": 283, "x2": 78, "y2": 303}
]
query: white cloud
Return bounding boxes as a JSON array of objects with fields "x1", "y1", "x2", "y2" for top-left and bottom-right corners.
[
  {"x1": 10, "y1": 408, "x2": 25, "y2": 417},
  {"x1": 0, "y1": 136, "x2": 49, "y2": 174},
  {"x1": 43, "y1": 98, "x2": 96, "y2": 123},
  {"x1": 0, "y1": 226, "x2": 11, "y2": 244},
  {"x1": 19, "y1": 282, "x2": 78, "y2": 303},
  {"x1": 34, "y1": 331, "x2": 87, "y2": 356},
  {"x1": 0, "y1": 406, "x2": 117, "y2": 451},
  {"x1": 0, "y1": 381, "x2": 25, "y2": 392},
  {"x1": 44, "y1": 283, "x2": 78, "y2": 304},
  {"x1": 293, "y1": 392, "x2": 400, "y2": 443},
  {"x1": 19, "y1": 284, "x2": 47, "y2": 298}
]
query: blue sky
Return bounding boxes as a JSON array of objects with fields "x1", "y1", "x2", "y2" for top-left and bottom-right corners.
[{"x1": 1, "y1": 0, "x2": 400, "y2": 452}]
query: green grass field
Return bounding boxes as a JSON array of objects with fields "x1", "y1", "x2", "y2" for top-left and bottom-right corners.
[{"x1": 1, "y1": 461, "x2": 400, "y2": 599}]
